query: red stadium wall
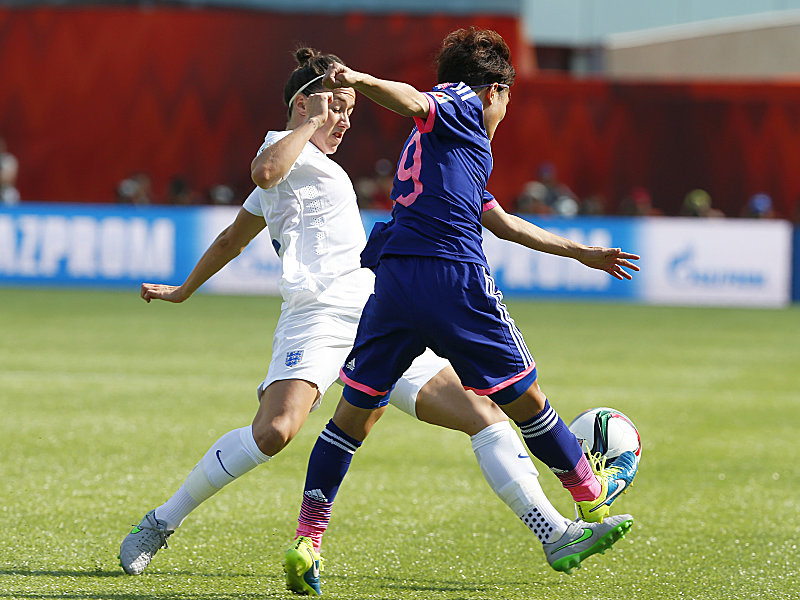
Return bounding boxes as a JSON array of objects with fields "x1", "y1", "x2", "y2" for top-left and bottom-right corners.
[
  {"x1": 498, "y1": 78, "x2": 800, "y2": 218},
  {"x1": 2, "y1": 7, "x2": 800, "y2": 218},
  {"x1": 0, "y1": 8, "x2": 525, "y2": 204}
]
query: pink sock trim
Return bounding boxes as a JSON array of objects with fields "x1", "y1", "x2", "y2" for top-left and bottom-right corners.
[
  {"x1": 295, "y1": 523, "x2": 324, "y2": 553},
  {"x1": 296, "y1": 495, "x2": 331, "y2": 552},
  {"x1": 558, "y1": 454, "x2": 601, "y2": 502}
]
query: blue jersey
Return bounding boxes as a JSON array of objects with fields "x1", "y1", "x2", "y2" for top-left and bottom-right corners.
[{"x1": 362, "y1": 82, "x2": 499, "y2": 270}]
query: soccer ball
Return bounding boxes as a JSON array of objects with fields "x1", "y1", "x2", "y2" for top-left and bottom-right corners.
[{"x1": 568, "y1": 407, "x2": 641, "y2": 465}]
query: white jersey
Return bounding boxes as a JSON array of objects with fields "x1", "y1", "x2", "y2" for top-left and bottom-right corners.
[
  {"x1": 243, "y1": 130, "x2": 374, "y2": 309},
  {"x1": 243, "y1": 131, "x2": 449, "y2": 412}
]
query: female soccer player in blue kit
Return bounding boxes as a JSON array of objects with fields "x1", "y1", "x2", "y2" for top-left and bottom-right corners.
[
  {"x1": 120, "y1": 47, "x2": 598, "y2": 583},
  {"x1": 284, "y1": 28, "x2": 641, "y2": 594}
]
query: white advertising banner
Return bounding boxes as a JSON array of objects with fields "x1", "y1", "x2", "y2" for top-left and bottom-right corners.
[
  {"x1": 638, "y1": 218, "x2": 792, "y2": 308},
  {"x1": 198, "y1": 206, "x2": 283, "y2": 296}
]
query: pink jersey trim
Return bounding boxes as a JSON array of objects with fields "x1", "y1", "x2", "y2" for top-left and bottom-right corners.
[
  {"x1": 412, "y1": 93, "x2": 437, "y2": 133},
  {"x1": 464, "y1": 362, "x2": 537, "y2": 396},
  {"x1": 339, "y1": 368, "x2": 389, "y2": 397},
  {"x1": 482, "y1": 198, "x2": 499, "y2": 212}
]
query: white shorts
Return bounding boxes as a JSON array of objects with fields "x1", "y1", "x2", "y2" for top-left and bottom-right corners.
[{"x1": 258, "y1": 300, "x2": 450, "y2": 416}]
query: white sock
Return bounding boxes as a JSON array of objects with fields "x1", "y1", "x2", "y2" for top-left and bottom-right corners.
[
  {"x1": 154, "y1": 425, "x2": 270, "y2": 530},
  {"x1": 471, "y1": 421, "x2": 570, "y2": 544}
]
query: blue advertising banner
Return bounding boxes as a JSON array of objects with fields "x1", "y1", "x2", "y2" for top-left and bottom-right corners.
[
  {"x1": 794, "y1": 227, "x2": 800, "y2": 302},
  {"x1": 1, "y1": 204, "x2": 793, "y2": 307},
  {"x1": 483, "y1": 216, "x2": 642, "y2": 300},
  {"x1": 0, "y1": 203, "x2": 200, "y2": 288}
]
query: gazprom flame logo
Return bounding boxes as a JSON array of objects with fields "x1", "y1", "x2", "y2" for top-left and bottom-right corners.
[{"x1": 668, "y1": 247, "x2": 764, "y2": 288}]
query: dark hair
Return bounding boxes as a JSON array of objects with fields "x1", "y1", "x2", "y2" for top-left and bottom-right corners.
[
  {"x1": 284, "y1": 47, "x2": 345, "y2": 116},
  {"x1": 436, "y1": 27, "x2": 515, "y2": 87}
]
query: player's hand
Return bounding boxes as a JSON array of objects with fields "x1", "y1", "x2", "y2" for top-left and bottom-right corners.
[
  {"x1": 323, "y1": 62, "x2": 360, "y2": 89},
  {"x1": 577, "y1": 247, "x2": 640, "y2": 280},
  {"x1": 305, "y1": 91, "x2": 333, "y2": 126},
  {"x1": 141, "y1": 283, "x2": 189, "y2": 303}
]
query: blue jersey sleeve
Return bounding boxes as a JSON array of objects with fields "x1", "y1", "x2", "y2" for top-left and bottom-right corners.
[{"x1": 414, "y1": 83, "x2": 484, "y2": 143}]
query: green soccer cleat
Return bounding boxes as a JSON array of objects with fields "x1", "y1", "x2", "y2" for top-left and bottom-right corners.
[
  {"x1": 284, "y1": 536, "x2": 323, "y2": 596},
  {"x1": 119, "y1": 509, "x2": 173, "y2": 575},
  {"x1": 576, "y1": 450, "x2": 638, "y2": 523},
  {"x1": 543, "y1": 514, "x2": 633, "y2": 574}
]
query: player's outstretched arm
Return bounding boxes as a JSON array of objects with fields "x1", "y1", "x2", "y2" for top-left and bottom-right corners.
[
  {"x1": 141, "y1": 207, "x2": 266, "y2": 303},
  {"x1": 481, "y1": 204, "x2": 640, "y2": 280},
  {"x1": 322, "y1": 62, "x2": 429, "y2": 118}
]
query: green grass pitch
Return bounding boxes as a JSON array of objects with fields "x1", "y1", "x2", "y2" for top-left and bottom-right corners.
[{"x1": 1, "y1": 288, "x2": 799, "y2": 600}]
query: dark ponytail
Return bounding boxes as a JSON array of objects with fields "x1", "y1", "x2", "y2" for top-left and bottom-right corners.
[{"x1": 284, "y1": 47, "x2": 346, "y2": 116}]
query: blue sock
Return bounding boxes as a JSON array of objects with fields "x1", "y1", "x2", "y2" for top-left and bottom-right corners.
[
  {"x1": 515, "y1": 399, "x2": 584, "y2": 473},
  {"x1": 296, "y1": 420, "x2": 362, "y2": 550}
]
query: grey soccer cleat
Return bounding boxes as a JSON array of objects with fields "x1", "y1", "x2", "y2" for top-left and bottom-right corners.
[
  {"x1": 543, "y1": 514, "x2": 633, "y2": 574},
  {"x1": 119, "y1": 509, "x2": 173, "y2": 575}
]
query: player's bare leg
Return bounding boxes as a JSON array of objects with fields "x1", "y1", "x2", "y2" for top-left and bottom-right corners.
[
  {"x1": 252, "y1": 379, "x2": 320, "y2": 455},
  {"x1": 414, "y1": 365, "x2": 506, "y2": 435}
]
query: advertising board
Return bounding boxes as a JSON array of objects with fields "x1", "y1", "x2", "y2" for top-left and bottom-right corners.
[
  {"x1": 636, "y1": 218, "x2": 792, "y2": 308},
  {"x1": 0, "y1": 204, "x2": 198, "y2": 288},
  {"x1": 1, "y1": 205, "x2": 793, "y2": 307}
]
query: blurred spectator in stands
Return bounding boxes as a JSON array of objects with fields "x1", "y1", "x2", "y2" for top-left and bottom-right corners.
[
  {"x1": 354, "y1": 175, "x2": 378, "y2": 209},
  {"x1": 117, "y1": 172, "x2": 153, "y2": 205},
  {"x1": 514, "y1": 181, "x2": 552, "y2": 215},
  {"x1": 355, "y1": 158, "x2": 395, "y2": 210},
  {"x1": 680, "y1": 188, "x2": 724, "y2": 218},
  {"x1": 517, "y1": 161, "x2": 579, "y2": 216},
  {"x1": 579, "y1": 193, "x2": 606, "y2": 216},
  {"x1": 0, "y1": 136, "x2": 20, "y2": 206},
  {"x1": 619, "y1": 186, "x2": 662, "y2": 217},
  {"x1": 168, "y1": 176, "x2": 199, "y2": 205},
  {"x1": 116, "y1": 177, "x2": 137, "y2": 203},
  {"x1": 132, "y1": 173, "x2": 153, "y2": 204},
  {"x1": 208, "y1": 184, "x2": 235, "y2": 206},
  {"x1": 536, "y1": 161, "x2": 578, "y2": 209},
  {"x1": 553, "y1": 194, "x2": 579, "y2": 217},
  {"x1": 741, "y1": 192, "x2": 777, "y2": 219},
  {"x1": 371, "y1": 158, "x2": 395, "y2": 210}
]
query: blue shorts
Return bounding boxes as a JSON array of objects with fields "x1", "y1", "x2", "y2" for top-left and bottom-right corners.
[{"x1": 340, "y1": 256, "x2": 537, "y2": 409}]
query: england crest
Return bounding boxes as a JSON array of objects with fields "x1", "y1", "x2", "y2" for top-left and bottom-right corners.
[{"x1": 285, "y1": 350, "x2": 303, "y2": 367}]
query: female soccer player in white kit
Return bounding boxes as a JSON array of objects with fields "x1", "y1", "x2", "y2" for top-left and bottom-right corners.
[{"x1": 119, "y1": 48, "x2": 577, "y2": 578}]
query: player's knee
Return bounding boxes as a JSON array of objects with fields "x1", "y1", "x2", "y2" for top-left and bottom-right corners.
[
  {"x1": 417, "y1": 387, "x2": 509, "y2": 436},
  {"x1": 467, "y1": 393, "x2": 508, "y2": 428},
  {"x1": 251, "y1": 417, "x2": 296, "y2": 456},
  {"x1": 497, "y1": 380, "x2": 548, "y2": 422},
  {"x1": 523, "y1": 380, "x2": 547, "y2": 410}
]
